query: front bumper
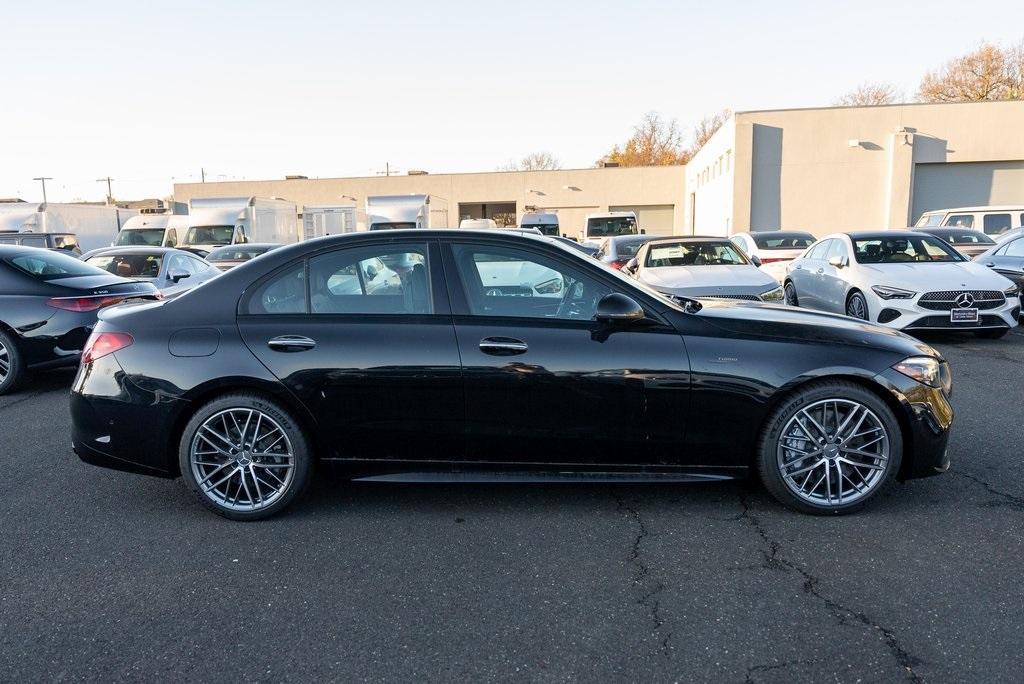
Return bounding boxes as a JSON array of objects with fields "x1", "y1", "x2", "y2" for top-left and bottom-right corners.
[
  {"x1": 875, "y1": 367, "x2": 953, "y2": 480},
  {"x1": 869, "y1": 294, "x2": 1020, "y2": 332}
]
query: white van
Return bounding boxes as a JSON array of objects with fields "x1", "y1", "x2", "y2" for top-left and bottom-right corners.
[
  {"x1": 459, "y1": 218, "x2": 498, "y2": 229},
  {"x1": 915, "y1": 206, "x2": 1024, "y2": 237},
  {"x1": 519, "y1": 212, "x2": 559, "y2": 236},
  {"x1": 115, "y1": 214, "x2": 191, "y2": 248},
  {"x1": 580, "y1": 211, "x2": 641, "y2": 246}
]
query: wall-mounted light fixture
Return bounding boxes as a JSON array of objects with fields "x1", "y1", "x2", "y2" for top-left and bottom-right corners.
[{"x1": 563, "y1": 185, "x2": 582, "y2": 191}]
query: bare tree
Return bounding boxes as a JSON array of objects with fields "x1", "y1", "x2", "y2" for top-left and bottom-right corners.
[
  {"x1": 499, "y1": 151, "x2": 561, "y2": 172},
  {"x1": 686, "y1": 109, "x2": 732, "y2": 157},
  {"x1": 598, "y1": 112, "x2": 689, "y2": 167},
  {"x1": 918, "y1": 42, "x2": 1024, "y2": 102},
  {"x1": 834, "y1": 82, "x2": 901, "y2": 106}
]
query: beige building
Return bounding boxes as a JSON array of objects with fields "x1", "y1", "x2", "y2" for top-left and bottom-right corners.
[
  {"x1": 173, "y1": 166, "x2": 687, "y2": 238},
  {"x1": 687, "y1": 100, "x2": 1024, "y2": 237},
  {"x1": 172, "y1": 100, "x2": 1024, "y2": 239}
]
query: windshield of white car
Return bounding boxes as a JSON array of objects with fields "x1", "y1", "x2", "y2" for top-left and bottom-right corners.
[
  {"x1": 115, "y1": 229, "x2": 165, "y2": 246},
  {"x1": 186, "y1": 225, "x2": 234, "y2": 245},
  {"x1": 751, "y1": 233, "x2": 815, "y2": 250},
  {"x1": 852, "y1": 236, "x2": 965, "y2": 264},
  {"x1": 86, "y1": 254, "x2": 163, "y2": 279},
  {"x1": 587, "y1": 217, "x2": 637, "y2": 237},
  {"x1": 645, "y1": 241, "x2": 749, "y2": 267}
]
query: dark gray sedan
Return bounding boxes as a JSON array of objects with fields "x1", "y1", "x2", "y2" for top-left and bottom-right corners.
[{"x1": 81, "y1": 246, "x2": 220, "y2": 299}]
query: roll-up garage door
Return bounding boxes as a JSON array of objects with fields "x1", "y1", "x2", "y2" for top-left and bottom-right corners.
[
  {"x1": 912, "y1": 161, "x2": 1024, "y2": 223},
  {"x1": 609, "y1": 204, "x2": 675, "y2": 236}
]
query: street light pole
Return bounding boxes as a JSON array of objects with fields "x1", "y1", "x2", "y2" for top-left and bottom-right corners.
[{"x1": 32, "y1": 177, "x2": 53, "y2": 204}]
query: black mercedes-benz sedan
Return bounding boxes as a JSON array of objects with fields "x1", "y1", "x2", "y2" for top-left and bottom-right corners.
[
  {"x1": 0, "y1": 245, "x2": 160, "y2": 395},
  {"x1": 71, "y1": 230, "x2": 954, "y2": 520}
]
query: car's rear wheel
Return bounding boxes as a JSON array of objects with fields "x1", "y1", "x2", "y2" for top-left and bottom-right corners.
[
  {"x1": 974, "y1": 328, "x2": 1009, "y2": 339},
  {"x1": 784, "y1": 281, "x2": 799, "y2": 306},
  {"x1": 757, "y1": 381, "x2": 902, "y2": 514},
  {"x1": 0, "y1": 330, "x2": 26, "y2": 396},
  {"x1": 846, "y1": 292, "x2": 869, "y2": 321},
  {"x1": 179, "y1": 393, "x2": 312, "y2": 520}
]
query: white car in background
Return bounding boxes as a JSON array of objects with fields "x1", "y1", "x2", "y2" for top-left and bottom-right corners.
[
  {"x1": 730, "y1": 231, "x2": 817, "y2": 282},
  {"x1": 784, "y1": 230, "x2": 1020, "y2": 338}
]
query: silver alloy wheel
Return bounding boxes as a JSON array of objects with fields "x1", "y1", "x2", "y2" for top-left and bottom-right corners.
[
  {"x1": 777, "y1": 398, "x2": 889, "y2": 506},
  {"x1": 0, "y1": 340, "x2": 9, "y2": 382},
  {"x1": 189, "y1": 408, "x2": 294, "y2": 512},
  {"x1": 847, "y1": 294, "x2": 868, "y2": 320}
]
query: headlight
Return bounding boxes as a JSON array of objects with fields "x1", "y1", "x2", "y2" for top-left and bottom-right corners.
[
  {"x1": 760, "y1": 286, "x2": 785, "y2": 302},
  {"x1": 872, "y1": 285, "x2": 917, "y2": 300},
  {"x1": 892, "y1": 356, "x2": 943, "y2": 388},
  {"x1": 1004, "y1": 284, "x2": 1020, "y2": 298}
]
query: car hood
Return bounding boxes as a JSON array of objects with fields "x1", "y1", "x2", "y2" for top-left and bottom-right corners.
[
  {"x1": 641, "y1": 265, "x2": 777, "y2": 293},
  {"x1": 857, "y1": 261, "x2": 1013, "y2": 290},
  {"x1": 692, "y1": 299, "x2": 938, "y2": 358}
]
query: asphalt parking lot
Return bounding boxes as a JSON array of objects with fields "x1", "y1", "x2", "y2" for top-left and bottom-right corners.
[{"x1": 1, "y1": 331, "x2": 1023, "y2": 682}]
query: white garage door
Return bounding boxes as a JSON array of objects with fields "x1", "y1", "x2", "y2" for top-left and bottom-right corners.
[
  {"x1": 912, "y1": 161, "x2": 1024, "y2": 223},
  {"x1": 609, "y1": 204, "x2": 675, "y2": 236}
]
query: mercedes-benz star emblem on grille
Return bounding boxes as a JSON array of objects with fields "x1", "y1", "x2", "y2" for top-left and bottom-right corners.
[{"x1": 955, "y1": 292, "x2": 975, "y2": 308}]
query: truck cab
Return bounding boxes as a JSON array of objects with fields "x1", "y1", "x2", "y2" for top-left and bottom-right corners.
[
  {"x1": 580, "y1": 211, "x2": 641, "y2": 246},
  {"x1": 115, "y1": 214, "x2": 188, "y2": 249}
]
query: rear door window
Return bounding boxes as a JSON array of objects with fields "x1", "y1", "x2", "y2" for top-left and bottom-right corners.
[
  {"x1": 308, "y1": 243, "x2": 431, "y2": 315},
  {"x1": 983, "y1": 214, "x2": 1012, "y2": 235},
  {"x1": 807, "y1": 240, "x2": 831, "y2": 260}
]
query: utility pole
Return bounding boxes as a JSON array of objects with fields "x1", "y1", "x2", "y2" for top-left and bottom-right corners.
[
  {"x1": 32, "y1": 177, "x2": 53, "y2": 204},
  {"x1": 96, "y1": 176, "x2": 114, "y2": 204},
  {"x1": 201, "y1": 167, "x2": 206, "y2": 183}
]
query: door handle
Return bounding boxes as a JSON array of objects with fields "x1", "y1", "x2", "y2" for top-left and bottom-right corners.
[
  {"x1": 267, "y1": 335, "x2": 317, "y2": 352},
  {"x1": 816, "y1": 268, "x2": 824, "y2": 275},
  {"x1": 479, "y1": 337, "x2": 528, "y2": 356}
]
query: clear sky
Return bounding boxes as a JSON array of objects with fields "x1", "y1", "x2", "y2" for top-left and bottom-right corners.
[{"x1": 2, "y1": 0, "x2": 1022, "y2": 203}]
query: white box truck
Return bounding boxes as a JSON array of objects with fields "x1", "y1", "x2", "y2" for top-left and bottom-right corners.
[
  {"x1": 182, "y1": 197, "x2": 299, "y2": 252},
  {"x1": 366, "y1": 194, "x2": 439, "y2": 230},
  {"x1": 302, "y1": 205, "x2": 363, "y2": 239},
  {"x1": 114, "y1": 214, "x2": 192, "y2": 248},
  {"x1": 0, "y1": 202, "x2": 137, "y2": 252}
]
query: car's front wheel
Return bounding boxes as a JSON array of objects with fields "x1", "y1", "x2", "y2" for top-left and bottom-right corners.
[
  {"x1": 0, "y1": 330, "x2": 26, "y2": 396},
  {"x1": 784, "y1": 281, "x2": 799, "y2": 306},
  {"x1": 846, "y1": 292, "x2": 870, "y2": 321},
  {"x1": 179, "y1": 393, "x2": 312, "y2": 520},
  {"x1": 757, "y1": 381, "x2": 902, "y2": 514}
]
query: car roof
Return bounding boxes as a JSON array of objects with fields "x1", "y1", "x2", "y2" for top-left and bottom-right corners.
[
  {"x1": 914, "y1": 226, "x2": 987, "y2": 235},
  {"x1": 209, "y1": 242, "x2": 280, "y2": 250},
  {"x1": 737, "y1": 230, "x2": 815, "y2": 237},
  {"x1": 644, "y1": 235, "x2": 732, "y2": 243},
  {"x1": 83, "y1": 246, "x2": 183, "y2": 256},
  {"x1": 840, "y1": 230, "x2": 923, "y2": 239},
  {"x1": 0, "y1": 244, "x2": 49, "y2": 255}
]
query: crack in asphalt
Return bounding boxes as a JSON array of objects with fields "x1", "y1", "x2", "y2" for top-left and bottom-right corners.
[
  {"x1": 743, "y1": 658, "x2": 816, "y2": 683},
  {"x1": 950, "y1": 470, "x2": 1024, "y2": 511},
  {"x1": 737, "y1": 494, "x2": 924, "y2": 683},
  {"x1": 613, "y1": 493, "x2": 672, "y2": 658}
]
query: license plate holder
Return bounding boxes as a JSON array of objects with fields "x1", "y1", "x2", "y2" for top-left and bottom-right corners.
[{"x1": 950, "y1": 308, "x2": 979, "y2": 323}]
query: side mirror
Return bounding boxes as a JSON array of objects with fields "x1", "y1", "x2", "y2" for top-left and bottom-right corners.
[
  {"x1": 750, "y1": 255, "x2": 762, "y2": 267},
  {"x1": 595, "y1": 293, "x2": 645, "y2": 323},
  {"x1": 168, "y1": 268, "x2": 191, "y2": 283},
  {"x1": 623, "y1": 257, "x2": 639, "y2": 275},
  {"x1": 828, "y1": 255, "x2": 846, "y2": 268}
]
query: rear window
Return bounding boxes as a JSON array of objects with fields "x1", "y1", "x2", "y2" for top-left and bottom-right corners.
[
  {"x1": 615, "y1": 238, "x2": 651, "y2": 258},
  {"x1": 751, "y1": 233, "x2": 816, "y2": 250},
  {"x1": 6, "y1": 251, "x2": 110, "y2": 280},
  {"x1": 85, "y1": 254, "x2": 163, "y2": 278}
]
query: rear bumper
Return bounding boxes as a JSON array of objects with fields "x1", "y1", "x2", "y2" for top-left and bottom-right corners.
[{"x1": 70, "y1": 354, "x2": 186, "y2": 477}]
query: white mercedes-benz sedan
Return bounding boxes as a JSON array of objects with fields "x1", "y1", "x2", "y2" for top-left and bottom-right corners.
[{"x1": 784, "y1": 230, "x2": 1020, "y2": 338}]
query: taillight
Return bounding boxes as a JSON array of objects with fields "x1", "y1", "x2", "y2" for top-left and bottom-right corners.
[
  {"x1": 609, "y1": 260, "x2": 626, "y2": 270},
  {"x1": 757, "y1": 257, "x2": 788, "y2": 264},
  {"x1": 47, "y1": 295, "x2": 127, "y2": 312},
  {"x1": 82, "y1": 332, "x2": 134, "y2": 364}
]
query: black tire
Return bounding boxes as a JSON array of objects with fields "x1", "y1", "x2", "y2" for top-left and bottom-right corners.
[
  {"x1": 846, "y1": 291, "x2": 870, "y2": 321},
  {"x1": 0, "y1": 329, "x2": 27, "y2": 396},
  {"x1": 178, "y1": 393, "x2": 313, "y2": 521},
  {"x1": 974, "y1": 328, "x2": 1008, "y2": 339},
  {"x1": 784, "y1": 281, "x2": 799, "y2": 307},
  {"x1": 756, "y1": 380, "x2": 903, "y2": 515}
]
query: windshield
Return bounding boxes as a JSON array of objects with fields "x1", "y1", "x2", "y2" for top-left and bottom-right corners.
[
  {"x1": 752, "y1": 233, "x2": 815, "y2": 250},
  {"x1": 915, "y1": 213, "x2": 944, "y2": 227},
  {"x1": 86, "y1": 254, "x2": 163, "y2": 279},
  {"x1": 853, "y1": 236, "x2": 964, "y2": 263},
  {"x1": 522, "y1": 223, "x2": 559, "y2": 236},
  {"x1": 587, "y1": 216, "x2": 637, "y2": 237},
  {"x1": 645, "y1": 241, "x2": 748, "y2": 267},
  {"x1": 207, "y1": 245, "x2": 270, "y2": 261},
  {"x1": 116, "y1": 228, "x2": 165, "y2": 246},
  {"x1": 369, "y1": 222, "x2": 416, "y2": 231},
  {"x1": 185, "y1": 225, "x2": 234, "y2": 245},
  {"x1": 6, "y1": 251, "x2": 111, "y2": 280}
]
